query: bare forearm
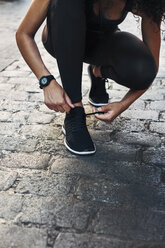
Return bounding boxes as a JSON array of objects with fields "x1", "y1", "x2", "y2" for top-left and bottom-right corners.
[
  {"x1": 120, "y1": 88, "x2": 147, "y2": 110},
  {"x1": 16, "y1": 33, "x2": 50, "y2": 79}
]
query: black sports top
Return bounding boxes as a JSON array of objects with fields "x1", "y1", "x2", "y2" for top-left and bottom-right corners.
[{"x1": 86, "y1": 0, "x2": 132, "y2": 32}]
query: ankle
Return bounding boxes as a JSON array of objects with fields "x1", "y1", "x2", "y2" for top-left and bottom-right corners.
[
  {"x1": 73, "y1": 101, "x2": 83, "y2": 107},
  {"x1": 93, "y1": 66, "x2": 102, "y2": 78}
]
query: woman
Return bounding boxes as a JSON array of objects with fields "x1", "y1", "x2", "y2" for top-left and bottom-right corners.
[{"x1": 16, "y1": 0, "x2": 163, "y2": 155}]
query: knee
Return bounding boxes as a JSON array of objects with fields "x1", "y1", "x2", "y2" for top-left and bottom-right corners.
[
  {"x1": 124, "y1": 55, "x2": 157, "y2": 90},
  {"x1": 134, "y1": 57, "x2": 157, "y2": 90}
]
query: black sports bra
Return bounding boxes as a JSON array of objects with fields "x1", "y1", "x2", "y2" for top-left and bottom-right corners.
[{"x1": 86, "y1": 0, "x2": 132, "y2": 32}]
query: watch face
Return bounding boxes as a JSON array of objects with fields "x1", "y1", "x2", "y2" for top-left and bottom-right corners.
[{"x1": 41, "y1": 78, "x2": 48, "y2": 85}]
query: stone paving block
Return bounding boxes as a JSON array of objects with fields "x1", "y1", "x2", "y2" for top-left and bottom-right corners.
[
  {"x1": 0, "y1": 152, "x2": 50, "y2": 169},
  {"x1": 0, "y1": 111, "x2": 12, "y2": 121},
  {"x1": 54, "y1": 232, "x2": 165, "y2": 248},
  {"x1": 7, "y1": 90, "x2": 29, "y2": 101},
  {"x1": 140, "y1": 90, "x2": 165, "y2": 101},
  {"x1": 7, "y1": 77, "x2": 34, "y2": 85},
  {"x1": 28, "y1": 112, "x2": 55, "y2": 124},
  {"x1": 0, "y1": 192, "x2": 23, "y2": 220},
  {"x1": 93, "y1": 142, "x2": 140, "y2": 162},
  {"x1": 0, "y1": 70, "x2": 30, "y2": 77},
  {"x1": 0, "y1": 77, "x2": 5, "y2": 83},
  {"x1": 4, "y1": 60, "x2": 20, "y2": 71},
  {"x1": 105, "y1": 162, "x2": 161, "y2": 186},
  {"x1": 55, "y1": 200, "x2": 97, "y2": 231},
  {"x1": 11, "y1": 111, "x2": 29, "y2": 124},
  {"x1": 143, "y1": 148, "x2": 165, "y2": 166},
  {"x1": 36, "y1": 139, "x2": 62, "y2": 154},
  {"x1": 121, "y1": 110, "x2": 159, "y2": 121},
  {"x1": 0, "y1": 170, "x2": 17, "y2": 191},
  {"x1": 109, "y1": 131, "x2": 161, "y2": 147},
  {"x1": 74, "y1": 178, "x2": 165, "y2": 209},
  {"x1": 96, "y1": 118, "x2": 146, "y2": 132},
  {"x1": 16, "y1": 196, "x2": 59, "y2": 225},
  {"x1": 160, "y1": 112, "x2": 165, "y2": 121},
  {"x1": 88, "y1": 206, "x2": 165, "y2": 241},
  {"x1": 150, "y1": 122, "x2": 165, "y2": 134},
  {"x1": 107, "y1": 89, "x2": 126, "y2": 100},
  {"x1": 28, "y1": 92, "x2": 43, "y2": 102},
  {"x1": 15, "y1": 136, "x2": 38, "y2": 153},
  {"x1": 0, "y1": 59, "x2": 14, "y2": 72},
  {"x1": 17, "y1": 195, "x2": 95, "y2": 230},
  {"x1": 0, "y1": 224, "x2": 47, "y2": 248},
  {"x1": 16, "y1": 83, "x2": 40, "y2": 92},
  {"x1": 128, "y1": 100, "x2": 145, "y2": 110},
  {"x1": 89, "y1": 130, "x2": 112, "y2": 143},
  {"x1": 0, "y1": 134, "x2": 38, "y2": 153},
  {"x1": 0, "y1": 99, "x2": 38, "y2": 112},
  {"x1": 51, "y1": 158, "x2": 161, "y2": 186},
  {"x1": 148, "y1": 101, "x2": 165, "y2": 111},
  {"x1": 51, "y1": 156, "x2": 109, "y2": 177},
  {"x1": 0, "y1": 122, "x2": 20, "y2": 135},
  {"x1": 0, "y1": 135, "x2": 17, "y2": 151},
  {"x1": 0, "y1": 83, "x2": 15, "y2": 91},
  {"x1": 15, "y1": 173, "x2": 77, "y2": 197},
  {"x1": 20, "y1": 124, "x2": 61, "y2": 140}
]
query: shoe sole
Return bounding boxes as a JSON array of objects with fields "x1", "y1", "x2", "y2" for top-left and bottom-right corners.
[
  {"x1": 88, "y1": 98, "x2": 109, "y2": 107},
  {"x1": 62, "y1": 126, "x2": 96, "y2": 155}
]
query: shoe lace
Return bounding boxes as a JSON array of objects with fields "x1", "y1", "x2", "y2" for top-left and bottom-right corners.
[
  {"x1": 69, "y1": 112, "x2": 87, "y2": 133},
  {"x1": 86, "y1": 111, "x2": 104, "y2": 116}
]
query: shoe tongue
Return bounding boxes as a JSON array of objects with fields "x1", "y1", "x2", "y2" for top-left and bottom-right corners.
[{"x1": 70, "y1": 106, "x2": 85, "y2": 115}]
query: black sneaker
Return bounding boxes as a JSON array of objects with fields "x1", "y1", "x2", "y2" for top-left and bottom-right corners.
[
  {"x1": 88, "y1": 65, "x2": 109, "y2": 107},
  {"x1": 62, "y1": 106, "x2": 96, "y2": 155}
]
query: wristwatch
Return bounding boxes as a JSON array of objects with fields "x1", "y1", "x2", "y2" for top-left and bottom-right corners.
[{"x1": 39, "y1": 75, "x2": 55, "y2": 89}]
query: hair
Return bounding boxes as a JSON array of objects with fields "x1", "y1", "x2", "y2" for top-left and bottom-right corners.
[{"x1": 132, "y1": 0, "x2": 165, "y2": 25}]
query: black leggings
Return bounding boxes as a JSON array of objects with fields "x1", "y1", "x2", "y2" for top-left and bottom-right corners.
[{"x1": 43, "y1": 0, "x2": 157, "y2": 104}]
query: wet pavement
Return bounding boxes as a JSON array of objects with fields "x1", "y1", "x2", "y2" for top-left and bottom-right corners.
[{"x1": 0, "y1": 1, "x2": 165, "y2": 247}]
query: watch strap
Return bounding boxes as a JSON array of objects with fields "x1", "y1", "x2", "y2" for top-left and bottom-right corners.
[{"x1": 39, "y1": 75, "x2": 55, "y2": 89}]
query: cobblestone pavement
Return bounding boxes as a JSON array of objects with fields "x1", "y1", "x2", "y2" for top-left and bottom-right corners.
[{"x1": 0, "y1": 1, "x2": 165, "y2": 247}]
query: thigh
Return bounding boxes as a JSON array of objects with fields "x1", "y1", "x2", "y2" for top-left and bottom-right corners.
[
  {"x1": 84, "y1": 29, "x2": 155, "y2": 69},
  {"x1": 42, "y1": 24, "x2": 56, "y2": 58}
]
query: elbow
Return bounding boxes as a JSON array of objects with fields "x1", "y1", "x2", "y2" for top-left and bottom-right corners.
[
  {"x1": 15, "y1": 29, "x2": 21, "y2": 43},
  {"x1": 15, "y1": 30, "x2": 23, "y2": 49},
  {"x1": 15, "y1": 29, "x2": 34, "y2": 46}
]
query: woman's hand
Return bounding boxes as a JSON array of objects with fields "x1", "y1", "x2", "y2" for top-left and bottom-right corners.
[
  {"x1": 43, "y1": 79, "x2": 74, "y2": 113},
  {"x1": 94, "y1": 101, "x2": 126, "y2": 123}
]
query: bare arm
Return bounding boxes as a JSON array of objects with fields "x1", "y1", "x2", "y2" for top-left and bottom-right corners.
[
  {"x1": 16, "y1": 0, "x2": 74, "y2": 113},
  {"x1": 95, "y1": 14, "x2": 161, "y2": 122},
  {"x1": 119, "y1": 14, "x2": 161, "y2": 110},
  {"x1": 16, "y1": 0, "x2": 51, "y2": 79}
]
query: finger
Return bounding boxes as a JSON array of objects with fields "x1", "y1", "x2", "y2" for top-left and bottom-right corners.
[
  {"x1": 95, "y1": 112, "x2": 112, "y2": 121},
  {"x1": 46, "y1": 104, "x2": 54, "y2": 110},
  {"x1": 57, "y1": 105, "x2": 65, "y2": 113},
  {"x1": 93, "y1": 107, "x2": 97, "y2": 112},
  {"x1": 62, "y1": 103, "x2": 71, "y2": 113},
  {"x1": 97, "y1": 105, "x2": 111, "y2": 113},
  {"x1": 64, "y1": 93, "x2": 74, "y2": 108},
  {"x1": 53, "y1": 107, "x2": 59, "y2": 112}
]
